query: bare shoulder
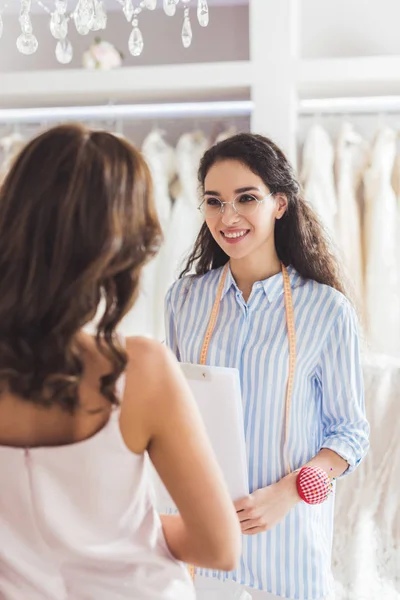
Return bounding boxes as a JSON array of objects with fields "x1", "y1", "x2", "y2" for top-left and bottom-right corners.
[
  {"x1": 119, "y1": 336, "x2": 186, "y2": 452},
  {"x1": 124, "y1": 336, "x2": 178, "y2": 383}
]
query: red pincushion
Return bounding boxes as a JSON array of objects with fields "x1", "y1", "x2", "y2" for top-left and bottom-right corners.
[{"x1": 296, "y1": 466, "x2": 330, "y2": 505}]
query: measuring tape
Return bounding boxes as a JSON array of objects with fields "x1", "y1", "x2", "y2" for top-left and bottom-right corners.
[{"x1": 188, "y1": 262, "x2": 296, "y2": 580}]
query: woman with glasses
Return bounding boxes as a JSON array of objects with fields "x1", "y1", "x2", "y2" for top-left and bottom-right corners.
[{"x1": 165, "y1": 133, "x2": 370, "y2": 600}]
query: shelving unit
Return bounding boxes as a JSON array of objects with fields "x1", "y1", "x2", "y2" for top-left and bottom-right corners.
[
  {"x1": 297, "y1": 55, "x2": 400, "y2": 98},
  {"x1": 2, "y1": 0, "x2": 400, "y2": 160},
  {"x1": 0, "y1": 61, "x2": 253, "y2": 107}
]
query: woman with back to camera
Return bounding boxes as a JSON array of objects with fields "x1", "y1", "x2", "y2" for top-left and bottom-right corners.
[
  {"x1": 165, "y1": 133, "x2": 370, "y2": 600},
  {"x1": 0, "y1": 124, "x2": 241, "y2": 600}
]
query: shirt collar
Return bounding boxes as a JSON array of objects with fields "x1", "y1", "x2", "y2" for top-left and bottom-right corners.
[{"x1": 220, "y1": 264, "x2": 300, "y2": 303}]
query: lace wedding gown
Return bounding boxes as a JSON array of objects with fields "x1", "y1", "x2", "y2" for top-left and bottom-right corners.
[
  {"x1": 335, "y1": 123, "x2": 365, "y2": 314},
  {"x1": 0, "y1": 132, "x2": 26, "y2": 182},
  {"x1": 156, "y1": 131, "x2": 207, "y2": 340},
  {"x1": 332, "y1": 356, "x2": 400, "y2": 600},
  {"x1": 363, "y1": 127, "x2": 400, "y2": 357},
  {"x1": 119, "y1": 130, "x2": 175, "y2": 338},
  {"x1": 301, "y1": 124, "x2": 338, "y2": 239}
]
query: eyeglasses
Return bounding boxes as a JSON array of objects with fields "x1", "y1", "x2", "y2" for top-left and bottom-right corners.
[{"x1": 198, "y1": 192, "x2": 274, "y2": 218}]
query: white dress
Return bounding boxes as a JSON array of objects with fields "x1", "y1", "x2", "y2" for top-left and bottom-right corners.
[
  {"x1": 0, "y1": 133, "x2": 26, "y2": 182},
  {"x1": 301, "y1": 124, "x2": 337, "y2": 239},
  {"x1": 119, "y1": 130, "x2": 175, "y2": 339},
  {"x1": 332, "y1": 355, "x2": 400, "y2": 600},
  {"x1": 363, "y1": 127, "x2": 400, "y2": 357},
  {"x1": 0, "y1": 375, "x2": 195, "y2": 600},
  {"x1": 334, "y1": 123, "x2": 365, "y2": 315},
  {"x1": 391, "y1": 153, "x2": 400, "y2": 326},
  {"x1": 214, "y1": 126, "x2": 237, "y2": 144},
  {"x1": 156, "y1": 131, "x2": 207, "y2": 340}
]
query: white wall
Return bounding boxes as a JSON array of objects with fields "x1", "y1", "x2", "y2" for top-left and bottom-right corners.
[
  {"x1": 0, "y1": 6, "x2": 248, "y2": 72},
  {"x1": 301, "y1": 0, "x2": 400, "y2": 58},
  {"x1": 298, "y1": 0, "x2": 400, "y2": 146}
]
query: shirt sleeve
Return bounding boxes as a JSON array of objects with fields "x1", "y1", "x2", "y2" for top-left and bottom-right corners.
[
  {"x1": 164, "y1": 285, "x2": 180, "y2": 360},
  {"x1": 318, "y1": 299, "x2": 370, "y2": 476}
]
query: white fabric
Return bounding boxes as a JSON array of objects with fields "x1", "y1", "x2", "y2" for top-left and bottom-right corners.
[
  {"x1": 331, "y1": 355, "x2": 400, "y2": 600},
  {"x1": 214, "y1": 127, "x2": 237, "y2": 144},
  {"x1": 156, "y1": 131, "x2": 207, "y2": 340},
  {"x1": 363, "y1": 127, "x2": 400, "y2": 357},
  {"x1": 391, "y1": 153, "x2": 400, "y2": 346},
  {"x1": 301, "y1": 124, "x2": 337, "y2": 238},
  {"x1": 0, "y1": 132, "x2": 26, "y2": 182},
  {"x1": 0, "y1": 377, "x2": 194, "y2": 600},
  {"x1": 334, "y1": 123, "x2": 365, "y2": 315},
  {"x1": 195, "y1": 576, "x2": 330, "y2": 600},
  {"x1": 119, "y1": 130, "x2": 175, "y2": 338}
]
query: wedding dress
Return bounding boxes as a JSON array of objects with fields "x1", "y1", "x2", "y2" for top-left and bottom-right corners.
[
  {"x1": 334, "y1": 123, "x2": 365, "y2": 315},
  {"x1": 363, "y1": 127, "x2": 400, "y2": 357},
  {"x1": 332, "y1": 355, "x2": 400, "y2": 600},
  {"x1": 155, "y1": 131, "x2": 207, "y2": 340},
  {"x1": 214, "y1": 126, "x2": 237, "y2": 144},
  {"x1": 119, "y1": 130, "x2": 175, "y2": 338},
  {"x1": 301, "y1": 124, "x2": 337, "y2": 239},
  {"x1": 0, "y1": 132, "x2": 26, "y2": 182},
  {"x1": 390, "y1": 153, "x2": 400, "y2": 320}
]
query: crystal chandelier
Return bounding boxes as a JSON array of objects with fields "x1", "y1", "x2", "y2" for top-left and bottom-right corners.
[{"x1": 0, "y1": 0, "x2": 210, "y2": 64}]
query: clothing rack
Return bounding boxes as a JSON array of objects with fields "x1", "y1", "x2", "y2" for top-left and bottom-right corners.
[
  {"x1": 0, "y1": 100, "x2": 254, "y2": 125},
  {"x1": 299, "y1": 95, "x2": 400, "y2": 115}
]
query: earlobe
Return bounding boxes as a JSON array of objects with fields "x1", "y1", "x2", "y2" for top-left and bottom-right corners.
[
  {"x1": 278, "y1": 206, "x2": 288, "y2": 220},
  {"x1": 276, "y1": 195, "x2": 288, "y2": 220}
]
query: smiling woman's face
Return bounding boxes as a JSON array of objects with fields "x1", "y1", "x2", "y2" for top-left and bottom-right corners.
[{"x1": 202, "y1": 159, "x2": 286, "y2": 262}]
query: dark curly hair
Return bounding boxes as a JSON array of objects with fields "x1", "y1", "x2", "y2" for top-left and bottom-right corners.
[
  {"x1": 181, "y1": 133, "x2": 346, "y2": 296},
  {"x1": 0, "y1": 124, "x2": 161, "y2": 412}
]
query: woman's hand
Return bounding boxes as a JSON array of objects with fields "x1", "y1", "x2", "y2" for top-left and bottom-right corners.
[{"x1": 234, "y1": 472, "x2": 301, "y2": 535}]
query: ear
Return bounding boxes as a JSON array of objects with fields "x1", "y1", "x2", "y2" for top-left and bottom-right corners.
[{"x1": 275, "y1": 193, "x2": 288, "y2": 220}]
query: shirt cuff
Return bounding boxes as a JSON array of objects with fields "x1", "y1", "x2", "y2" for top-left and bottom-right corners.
[{"x1": 321, "y1": 438, "x2": 364, "y2": 477}]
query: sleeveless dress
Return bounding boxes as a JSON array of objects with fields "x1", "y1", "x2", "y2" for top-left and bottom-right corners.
[
  {"x1": 301, "y1": 123, "x2": 338, "y2": 239},
  {"x1": 334, "y1": 122, "x2": 365, "y2": 316},
  {"x1": 156, "y1": 131, "x2": 207, "y2": 340},
  {"x1": 118, "y1": 130, "x2": 175, "y2": 339},
  {"x1": 363, "y1": 127, "x2": 400, "y2": 357},
  {"x1": 0, "y1": 376, "x2": 195, "y2": 600}
]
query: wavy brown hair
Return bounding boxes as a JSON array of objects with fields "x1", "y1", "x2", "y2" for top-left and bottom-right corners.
[
  {"x1": 0, "y1": 124, "x2": 161, "y2": 412},
  {"x1": 181, "y1": 133, "x2": 346, "y2": 296}
]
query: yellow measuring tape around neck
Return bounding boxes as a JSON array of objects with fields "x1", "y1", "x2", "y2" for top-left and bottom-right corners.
[
  {"x1": 199, "y1": 262, "x2": 230, "y2": 366},
  {"x1": 199, "y1": 262, "x2": 296, "y2": 473},
  {"x1": 282, "y1": 263, "x2": 296, "y2": 475},
  {"x1": 188, "y1": 263, "x2": 296, "y2": 580}
]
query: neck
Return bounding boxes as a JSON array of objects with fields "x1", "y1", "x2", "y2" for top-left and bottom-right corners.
[{"x1": 230, "y1": 250, "x2": 281, "y2": 295}]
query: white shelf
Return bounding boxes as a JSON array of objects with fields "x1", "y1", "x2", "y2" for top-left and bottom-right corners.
[
  {"x1": 297, "y1": 55, "x2": 400, "y2": 98},
  {"x1": 0, "y1": 100, "x2": 254, "y2": 124},
  {"x1": 0, "y1": 61, "x2": 252, "y2": 108},
  {"x1": 299, "y1": 95, "x2": 400, "y2": 115}
]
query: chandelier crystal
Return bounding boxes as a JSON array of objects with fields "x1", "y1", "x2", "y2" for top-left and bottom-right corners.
[{"x1": 0, "y1": 0, "x2": 210, "y2": 65}]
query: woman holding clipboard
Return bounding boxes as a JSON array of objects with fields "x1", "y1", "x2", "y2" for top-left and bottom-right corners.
[{"x1": 165, "y1": 133, "x2": 370, "y2": 600}]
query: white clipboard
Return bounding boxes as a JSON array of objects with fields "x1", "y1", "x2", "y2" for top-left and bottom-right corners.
[{"x1": 153, "y1": 362, "x2": 249, "y2": 512}]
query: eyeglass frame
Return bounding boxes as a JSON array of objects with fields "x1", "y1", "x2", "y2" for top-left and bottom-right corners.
[{"x1": 198, "y1": 191, "x2": 274, "y2": 218}]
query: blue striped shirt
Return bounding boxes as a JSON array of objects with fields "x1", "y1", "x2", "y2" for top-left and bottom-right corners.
[{"x1": 165, "y1": 264, "x2": 369, "y2": 600}]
